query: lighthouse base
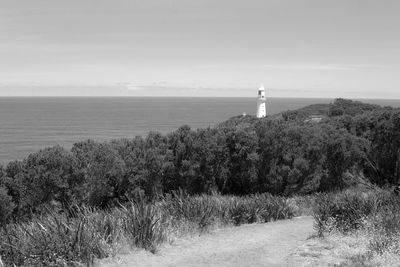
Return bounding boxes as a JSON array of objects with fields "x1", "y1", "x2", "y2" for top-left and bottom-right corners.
[{"x1": 256, "y1": 102, "x2": 266, "y2": 118}]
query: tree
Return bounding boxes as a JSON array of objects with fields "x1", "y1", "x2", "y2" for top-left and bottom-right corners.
[
  {"x1": 10, "y1": 146, "x2": 79, "y2": 215},
  {"x1": 164, "y1": 125, "x2": 196, "y2": 191},
  {"x1": 224, "y1": 124, "x2": 259, "y2": 194},
  {"x1": 0, "y1": 186, "x2": 14, "y2": 225},
  {"x1": 320, "y1": 127, "x2": 368, "y2": 190},
  {"x1": 141, "y1": 132, "x2": 169, "y2": 199},
  {"x1": 328, "y1": 98, "x2": 381, "y2": 117},
  {"x1": 72, "y1": 142, "x2": 126, "y2": 207}
]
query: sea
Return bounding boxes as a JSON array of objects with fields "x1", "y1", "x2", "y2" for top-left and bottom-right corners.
[{"x1": 1, "y1": 97, "x2": 400, "y2": 164}]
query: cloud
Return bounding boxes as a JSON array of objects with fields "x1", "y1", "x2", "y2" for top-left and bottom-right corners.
[
  {"x1": 195, "y1": 63, "x2": 382, "y2": 72},
  {"x1": 261, "y1": 64, "x2": 381, "y2": 71},
  {"x1": 119, "y1": 83, "x2": 145, "y2": 91},
  {"x1": 268, "y1": 88, "x2": 324, "y2": 93},
  {"x1": 117, "y1": 83, "x2": 256, "y2": 97},
  {"x1": 261, "y1": 64, "x2": 355, "y2": 71}
]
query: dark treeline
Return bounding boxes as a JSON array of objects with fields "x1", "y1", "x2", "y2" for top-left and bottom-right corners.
[{"x1": 1, "y1": 98, "x2": 400, "y2": 224}]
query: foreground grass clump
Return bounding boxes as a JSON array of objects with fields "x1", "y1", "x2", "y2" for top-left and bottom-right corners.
[
  {"x1": 0, "y1": 192, "x2": 297, "y2": 266},
  {"x1": 0, "y1": 209, "x2": 114, "y2": 266},
  {"x1": 367, "y1": 199, "x2": 400, "y2": 255},
  {"x1": 0, "y1": 203, "x2": 167, "y2": 267},
  {"x1": 311, "y1": 188, "x2": 400, "y2": 266},
  {"x1": 312, "y1": 189, "x2": 382, "y2": 235}
]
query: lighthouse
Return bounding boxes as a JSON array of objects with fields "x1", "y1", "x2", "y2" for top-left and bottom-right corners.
[{"x1": 256, "y1": 85, "x2": 266, "y2": 118}]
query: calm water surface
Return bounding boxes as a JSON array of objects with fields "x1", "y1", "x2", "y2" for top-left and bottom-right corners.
[{"x1": 0, "y1": 97, "x2": 399, "y2": 164}]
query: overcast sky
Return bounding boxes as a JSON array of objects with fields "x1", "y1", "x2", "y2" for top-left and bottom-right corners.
[{"x1": 0, "y1": 0, "x2": 399, "y2": 98}]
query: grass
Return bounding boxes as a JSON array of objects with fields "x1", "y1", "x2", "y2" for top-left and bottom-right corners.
[
  {"x1": 0, "y1": 192, "x2": 299, "y2": 266},
  {"x1": 312, "y1": 189, "x2": 383, "y2": 235},
  {"x1": 310, "y1": 187, "x2": 400, "y2": 266}
]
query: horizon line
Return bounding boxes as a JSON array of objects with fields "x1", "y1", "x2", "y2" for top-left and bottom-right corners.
[{"x1": 0, "y1": 95, "x2": 399, "y2": 101}]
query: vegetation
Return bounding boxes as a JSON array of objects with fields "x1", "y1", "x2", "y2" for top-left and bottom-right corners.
[
  {"x1": 312, "y1": 188, "x2": 400, "y2": 265},
  {"x1": 313, "y1": 188, "x2": 382, "y2": 235},
  {"x1": 0, "y1": 193, "x2": 297, "y2": 266},
  {"x1": 1, "y1": 98, "x2": 395, "y2": 221},
  {"x1": 1, "y1": 98, "x2": 400, "y2": 265}
]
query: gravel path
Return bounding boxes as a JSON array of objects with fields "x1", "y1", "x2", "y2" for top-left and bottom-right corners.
[{"x1": 97, "y1": 216, "x2": 314, "y2": 267}]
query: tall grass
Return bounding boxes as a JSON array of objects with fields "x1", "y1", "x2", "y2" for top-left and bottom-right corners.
[
  {"x1": 367, "y1": 197, "x2": 400, "y2": 256},
  {"x1": 0, "y1": 209, "x2": 111, "y2": 266},
  {"x1": 312, "y1": 189, "x2": 383, "y2": 235},
  {"x1": 161, "y1": 192, "x2": 296, "y2": 228},
  {"x1": 311, "y1": 188, "x2": 400, "y2": 265},
  {"x1": 120, "y1": 201, "x2": 167, "y2": 252},
  {"x1": 0, "y1": 192, "x2": 298, "y2": 266}
]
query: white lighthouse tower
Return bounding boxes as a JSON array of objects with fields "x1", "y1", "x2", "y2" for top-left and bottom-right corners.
[{"x1": 256, "y1": 85, "x2": 266, "y2": 118}]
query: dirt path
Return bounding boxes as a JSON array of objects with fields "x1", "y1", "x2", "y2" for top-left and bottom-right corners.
[{"x1": 97, "y1": 216, "x2": 314, "y2": 267}]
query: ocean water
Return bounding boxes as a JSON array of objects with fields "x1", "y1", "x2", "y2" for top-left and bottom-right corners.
[{"x1": 0, "y1": 97, "x2": 399, "y2": 164}]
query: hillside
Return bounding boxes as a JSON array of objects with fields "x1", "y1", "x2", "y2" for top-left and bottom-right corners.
[
  {"x1": 2, "y1": 98, "x2": 400, "y2": 265},
  {"x1": 279, "y1": 98, "x2": 383, "y2": 121}
]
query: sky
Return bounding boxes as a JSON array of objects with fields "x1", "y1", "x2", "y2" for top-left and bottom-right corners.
[{"x1": 0, "y1": 0, "x2": 399, "y2": 98}]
